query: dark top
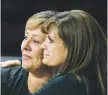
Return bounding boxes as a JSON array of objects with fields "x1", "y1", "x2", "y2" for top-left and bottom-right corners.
[
  {"x1": 1, "y1": 66, "x2": 31, "y2": 95},
  {"x1": 1, "y1": 66, "x2": 87, "y2": 95},
  {"x1": 34, "y1": 73, "x2": 87, "y2": 95}
]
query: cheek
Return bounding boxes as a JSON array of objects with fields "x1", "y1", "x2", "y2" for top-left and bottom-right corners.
[
  {"x1": 55, "y1": 47, "x2": 68, "y2": 62},
  {"x1": 32, "y1": 47, "x2": 42, "y2": 57},
  {"x1": 50, "y1": 46, "x2": 61, "y2": 56}
]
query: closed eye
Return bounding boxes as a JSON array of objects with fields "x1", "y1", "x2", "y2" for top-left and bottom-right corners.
[
  {"x1": 48, "y1": 36, "x2": 54, "y2": 43},
  {"x1": 32, "y1": 39, "x2": 41, "y2": 44}
]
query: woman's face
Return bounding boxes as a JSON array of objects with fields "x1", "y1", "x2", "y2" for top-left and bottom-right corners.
[
  {"x1": 21, "y1": 28, "x2": 47, "y2": 71},
  {"x1": 41, "y1": 25, "x2": 68, "y2": 67}
]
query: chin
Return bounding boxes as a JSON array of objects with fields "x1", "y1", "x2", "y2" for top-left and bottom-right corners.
[
  {"x1": 22, "y1": 61, "x2": 31, "y2": 69},
  {"x1": 43, "y1": 61, "x2": 54, "y2": 67},
  {"x1": 42, "y1": 59, "x2": 49, "y2": 65}
]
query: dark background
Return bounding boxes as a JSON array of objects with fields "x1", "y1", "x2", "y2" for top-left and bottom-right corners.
[{"x1": 1, "y1": 0, "x2": 107, "y2": 56}]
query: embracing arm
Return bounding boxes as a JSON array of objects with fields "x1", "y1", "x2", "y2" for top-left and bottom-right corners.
[{"x1": 0, "y1": 60, "x2": 21, "y2": 67}]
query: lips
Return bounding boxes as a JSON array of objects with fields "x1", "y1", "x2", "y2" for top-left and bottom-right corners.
[
  {"x1": 22, "y1": 54, "x2": 32, "y2": 60},
  {"x1": 43, "y1": 53, "x2": 49, "y2": 56},
  {"x1": 43, "y1": 54, "x2": 49, "y2": 56},
  {"x1": 43, "y1": 51, "x2": 49, "y2": 56},
  {"x1": 42, "y1": 54, "x2": 49, "y2": 59}
]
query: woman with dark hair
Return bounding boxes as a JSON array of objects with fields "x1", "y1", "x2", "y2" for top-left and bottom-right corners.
[{"x1": 36, "y1": 10, "x2": 106, "y2": 95}]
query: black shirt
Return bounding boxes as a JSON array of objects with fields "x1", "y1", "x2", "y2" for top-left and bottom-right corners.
[
  {"x1": 1, "y1": 66, "x2": 87, "y2": 95},
  {"x1": 34, "y1": 73, "x2": 87, "y2": 95},
  {"x1": 1, "y1": 66, "x2": 31, "y2": 95}
]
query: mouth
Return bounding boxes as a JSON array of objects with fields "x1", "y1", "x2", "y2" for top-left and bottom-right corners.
[
  {"x1": 42, "y1": 54, "x2": 49, "y2": 59},
  {"x1": 43, "y1": 53, "x2": 49, "y2": 56},
  {"x1": 22, "y1": 54, "x2": 32, "y2": 60}
]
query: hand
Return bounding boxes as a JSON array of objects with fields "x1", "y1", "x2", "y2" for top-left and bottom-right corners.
[{"x1": 0, "y1": 60, "x2": 21, "y2": 67}]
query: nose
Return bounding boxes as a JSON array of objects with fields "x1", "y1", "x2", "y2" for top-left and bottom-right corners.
[
  {"x1": 21, "y1": 38, "x2": 31, "y2": 51},
  {"x1": 41, "y1": 40, "x2": 47, "y2": 50}
]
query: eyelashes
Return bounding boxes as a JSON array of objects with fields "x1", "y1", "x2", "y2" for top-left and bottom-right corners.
[
  {"x1": 24, "y1": 36, "x2": 41, "y2": 44},
  {"x1": 48, "y1": 36, "x2": 54, "y2": 43},
  {"x1": 32, "y1": 40, "x2": 40, "y2": 44}
]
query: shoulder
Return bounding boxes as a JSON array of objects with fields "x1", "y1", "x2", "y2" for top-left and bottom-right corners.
[
  {"x1": 37, "y1": 73, "x2": 86, "y2": 95},
  {"x1": 1, "y1": 66, "x2": 28, "y2": 95},
  {"x1": 1, "y1": 66, "x2": 26, "y2": 83},
  {"x1": 48, "y1": 73, "x2": 81, "y2": 87}
]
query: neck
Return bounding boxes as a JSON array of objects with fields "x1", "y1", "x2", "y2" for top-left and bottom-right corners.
[{"x1": 27, "y1": 65, "x2": 58, "y2": 93}]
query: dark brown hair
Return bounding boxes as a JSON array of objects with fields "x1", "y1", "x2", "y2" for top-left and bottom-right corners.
[{"x1": 42, "y1": 10, "x2": 107, "y2": 95}]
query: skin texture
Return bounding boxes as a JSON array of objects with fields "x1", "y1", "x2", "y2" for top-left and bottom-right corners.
[
  {"x1": 41, "y1": 25, "x2": 68, "y2": 68},
  {"x1": 21, "y1": 28, "x2": 47, "y2": 73}
]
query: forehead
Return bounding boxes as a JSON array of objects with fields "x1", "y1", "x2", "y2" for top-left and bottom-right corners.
[
  {"x1": 48, "y1": 26, "x2": 66, "y2": 46},
  {"x1": 25, "y1": 28, "x2": 47, "y2": 39},
  {"x1": 48, "y1": 24, "x2": 59, "y2": 38}
]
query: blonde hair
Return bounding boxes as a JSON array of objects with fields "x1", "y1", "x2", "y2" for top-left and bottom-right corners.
[{"x1": 25, "y1": 11, "x2": 58, "y2": 30}]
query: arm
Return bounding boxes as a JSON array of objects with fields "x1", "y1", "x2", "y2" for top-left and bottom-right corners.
[{"x1": 0, "y1": 60, "x2": 21, "y2": 67}]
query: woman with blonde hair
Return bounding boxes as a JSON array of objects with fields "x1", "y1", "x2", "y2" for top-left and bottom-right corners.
[{"x1": 1, "y1": 10, "x2": 60, "y2": 95}]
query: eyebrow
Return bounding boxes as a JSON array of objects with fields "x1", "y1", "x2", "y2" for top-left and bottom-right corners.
[
  {"x1": 48, "y1": 35, "x2": 54, "y2": 40},
  {"x1": 48, "y1": 33, "x2": 55, "y2": 38},
  {"x1": 48, "y1": 35, "x2": 52, "y2": 38},
  {"x1": 33, "y1": 34, "x2": 46, "y2": 41},
  {"x1": 25, "y1": 31, "x2": 45, "y2": 40}
]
